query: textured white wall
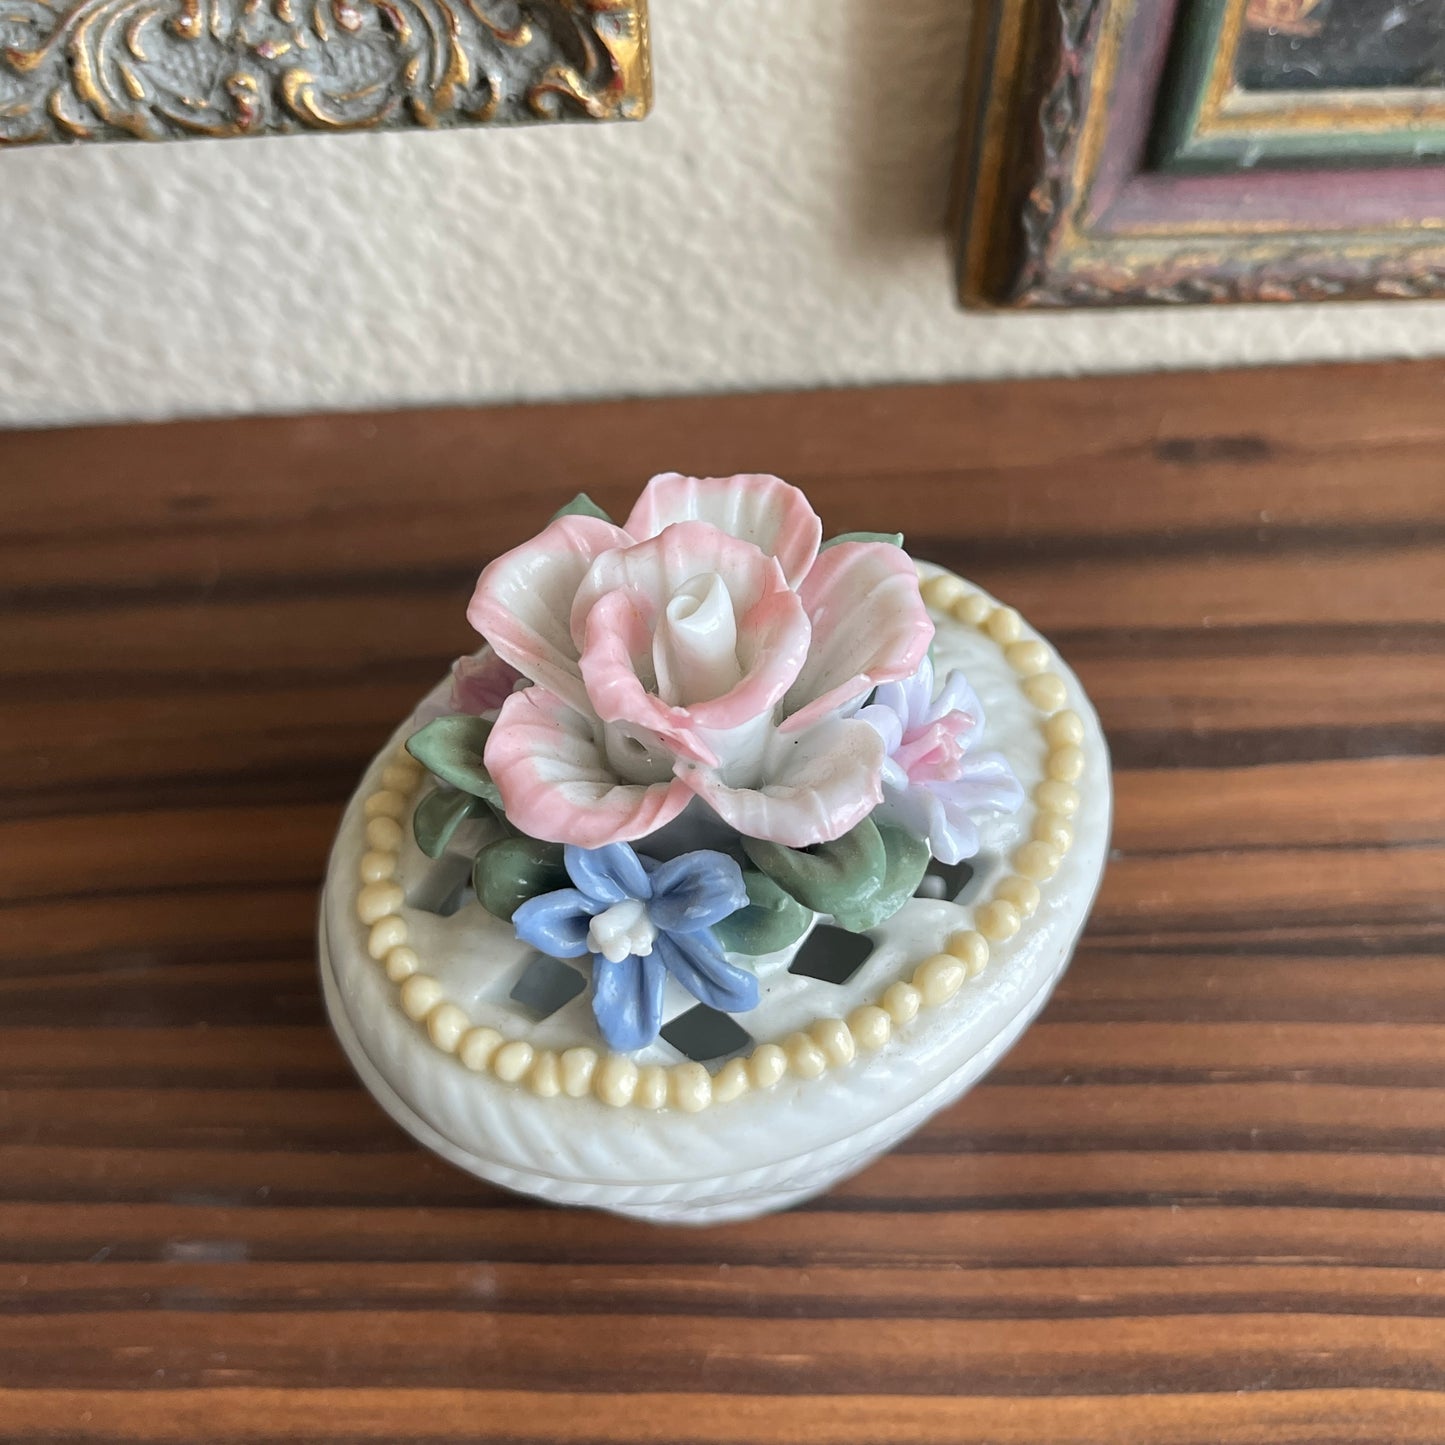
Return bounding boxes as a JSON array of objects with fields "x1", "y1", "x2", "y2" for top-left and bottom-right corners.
[{"x1": 3, "y1": 0, "x2": 1445, "y2": 428}]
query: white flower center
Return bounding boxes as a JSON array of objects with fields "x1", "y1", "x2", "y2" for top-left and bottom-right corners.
[
  {"x1": 586, "y1": 897, "x2": 657, "y2": 963},
  {"x1": 652, "y1": 571, "x2": 741, "y2": 706}
]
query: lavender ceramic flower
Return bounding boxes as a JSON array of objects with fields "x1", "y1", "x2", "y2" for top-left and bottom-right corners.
[
  {"x1": 449, "y1": 646, "x2": 521, "y2": 715},
  {"x1": 413, "y1": 645, "x2": 521, "y2": 728},
  {"x1": 858, "y1": 655, "x2": 1024, "y2": 865},
  {"x1": 472, "y1": 473, "x2": 934, "y2": 849},
  {"x1": 512, "y1": 842, "x2": 756, "y2": 1051}
]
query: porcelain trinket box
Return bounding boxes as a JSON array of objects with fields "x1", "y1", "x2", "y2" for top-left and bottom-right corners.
[{"x1": 320, "y1": 473, "x2": 1111, "y2": 1223}]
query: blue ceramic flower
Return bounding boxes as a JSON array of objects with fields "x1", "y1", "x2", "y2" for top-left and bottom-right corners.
[{"x1": 512, "y1": 842, "x2": 757, "y2": 1052}]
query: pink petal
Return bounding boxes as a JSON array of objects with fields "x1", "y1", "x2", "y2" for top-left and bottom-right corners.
[
  {"x1": 624, "y1": 473, "x2": 822, "y2": 588},
  {"x1": 468, "y1": 515, "x2": 632, "y2": 715},
  {"x1": 781, "y1": 542, "x2": 934, "y2": 733},
  {"x1": 484, "y1": 686, "x2": 692, "y2": 847},
  {"x1": 574, "y1": 521, "x2": 810, "y2": 736},
  {"x1": 680, "y1": 716, "x2": 885, "y2": 847},
  {"x1": 895, "y1": 719, "x2": 965, "y2": 785},
  {"x1": 578, "y1": 590, "x2": 718, "y2": 766}
]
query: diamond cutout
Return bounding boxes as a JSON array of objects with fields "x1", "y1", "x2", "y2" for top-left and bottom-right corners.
[
  {"x1": 660, "y1": 1005, "x2": 754, "y2": 1064},
  {"x1": 916, "y1": 854, "x2": 998, "y2": 905},
  {"x1": 788, "y1": 924, "x2": 874, "y2": 986},
  {"x1": 408, "y1": 852, "x2": 475, "y2": 917},
  {"x1": 508, "y1": 953, "x2": 587, "y2": 1021}
]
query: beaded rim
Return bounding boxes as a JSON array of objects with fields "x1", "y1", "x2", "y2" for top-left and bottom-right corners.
[{"x1": 347, "y1": 567, "x2": 1089, "y2": 1112}]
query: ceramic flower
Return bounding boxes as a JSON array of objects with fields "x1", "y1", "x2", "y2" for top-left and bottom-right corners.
[
  {"x1": 413, "y1": 645, "x2": 521, "y2": 728},
  {"x1": 512, "y1": 842, "x2": 756, "y2": 1051},
  {"x1": 448, "y1": 646, "x2": 521, "y2": 716},
  {"x1": 857, "y1": 655, "x2": 1024, "y2": 865},
  {"x1": 472, "y1": 473, "x2": 934, "y2": 849}
]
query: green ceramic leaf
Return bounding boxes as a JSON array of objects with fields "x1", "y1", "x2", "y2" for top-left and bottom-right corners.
[
  {"x1": 551, "y1": 492, "x2": 614, "y2": 524},
  {"x1": 405, "y1": 715, "x2": 501, "y2": 806},
  {"x1": 820, "y1": 531, "x2": 904, "y2": 550},
  {"x1": 743, "y1": 818, "x2": 929, "y2": 933},
  {"x1": 712, "y1": 869, "x2": 813, "y2": 956},
  {"x1": 473, "y1": 836, "x2": 569, "y2": 921},
  {"x1": 743, "y1": 821, "x2": 884, "y2": 926},
  {"x1": 867, "y1": 823, "x2": 932, "y2": 930},
  {"x1": 413, "y1": 787, "x2": 485, "y2": 859}
]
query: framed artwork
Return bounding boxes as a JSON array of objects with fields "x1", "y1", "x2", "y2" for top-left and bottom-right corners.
[
  {"x1": 956, "y1": 0, "x2": 1445, "y2": 306},
  {"x1": 0, "y1": 0, "x2": 649, "y2": 148}
]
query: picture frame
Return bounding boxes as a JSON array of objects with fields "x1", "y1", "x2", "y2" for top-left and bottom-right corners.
[
  {"x1": 0, "y1": 0, "x2": 649, "y2": 148},
  {"x1": 955, "y1": 0, "x2": 1445, "y2": 307}
]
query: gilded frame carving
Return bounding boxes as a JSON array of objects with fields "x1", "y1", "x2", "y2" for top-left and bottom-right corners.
[{"x1": 0, "y1": 0, "x2": 649, "y2": 146}]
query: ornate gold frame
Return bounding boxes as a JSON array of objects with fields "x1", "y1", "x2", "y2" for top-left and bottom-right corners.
[
  {"x1": 956, "y1": 0, "x2": 1445, "y2": 307},
  {"x1": 0, "y1": 0, "x2": 649, "y2": 146}
]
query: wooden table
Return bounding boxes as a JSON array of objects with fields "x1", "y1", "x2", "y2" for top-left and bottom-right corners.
[{"x1": 3, "y1": 362, "x2": 1443, "y2": 1443}]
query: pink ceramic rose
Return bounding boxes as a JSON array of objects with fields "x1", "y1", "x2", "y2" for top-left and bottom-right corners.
[{"x1": 470, "y1": 473, "x2": 933, "y2": 848}]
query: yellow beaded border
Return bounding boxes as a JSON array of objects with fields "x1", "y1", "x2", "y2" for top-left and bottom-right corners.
[{"x1": 348, "y1": 567, "x2": 1086, "y2": 1112}]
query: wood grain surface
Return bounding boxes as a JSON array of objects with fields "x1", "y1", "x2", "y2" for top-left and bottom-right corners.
[{"x1": 2, "y1": 361, "x2": 1444, "y2": 1444}]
